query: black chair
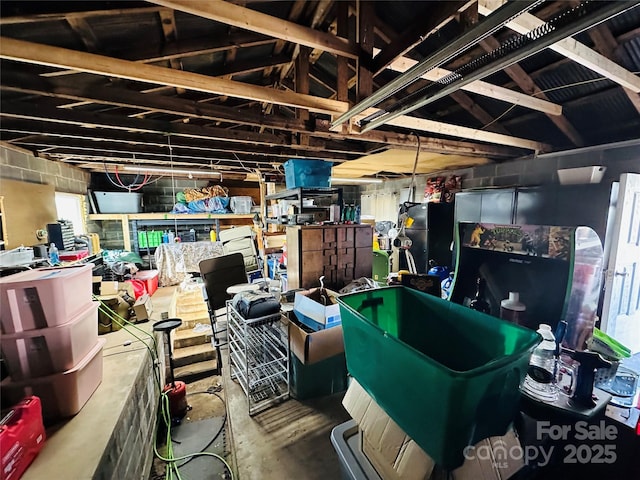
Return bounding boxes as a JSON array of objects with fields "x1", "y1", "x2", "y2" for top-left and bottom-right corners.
[{"x1": 199, "y1": 253, "x2": 248, "y2": 372}]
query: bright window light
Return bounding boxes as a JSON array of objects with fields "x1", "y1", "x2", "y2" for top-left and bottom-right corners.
[{"x1": 55, "y1": 193, "x2": 86, "y2": 235}]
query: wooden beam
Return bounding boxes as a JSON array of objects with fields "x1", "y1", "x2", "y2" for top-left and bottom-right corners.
[
  {"x1": 383, "y1": 52, "x2": 562, "y2": 116},
  {"x1": 295, "y1": 46, "x2": 311, "y2": 145},
  {"x1": 0, "y1": 6, "x2": 167, "y2": 25},
  {"x1": 0, "y1": 100, "x2": 290, "y2": 147},
  {"x1": 449, "y1": 91, "x2": 512, "y2": 135},
  {"x1": 148, "y1": 0, "x2": 359, "y2": 59},
  {"x1": 478, "y1": 0, "x2": 640, "y2": 93},
  {"x1": 478, "y1": 35, "x2": 584, "y2": 147},
  {"x1": 10, "y1": 135, "x2": 357, "y2": 162},
  {"x1": 0, "y1": 70, "x2": 309, "y2": 133},
  {"x1": 371, "y1": 1, "x2": 469, "y2": 77},
  {"x1": 214, "y1": 55, "x2": 291, "y2": 77},
  {"x1": 43, "y1": 33, "x2": 277, "y2": 78},
  {"x1": 0, "y1": 37, "x2": 348, "y2": 115},
  {"x1": 158, "y1": 9, "x2": 185, "y2": 95},
  {"x1": 588, "y1": 25, "x2": 640, "y2": 115},
  {"x1": 66, "y1": 16, "x2": 100, "y2": 52},
  {"x1": 357, "y1": 1, "x2": 375, "y2": 102},
  {"x1": 0, "y1": 71, "x2": 518, "y2": 158},
  {"x1": 380, "y1": 113, "x2": 548, "y2": 152}
]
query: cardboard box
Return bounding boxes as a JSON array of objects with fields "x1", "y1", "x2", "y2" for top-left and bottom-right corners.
[
  {"x1": 342, "y1": 380, "x2": 524, "y2": 480},
  {"x1": 288, "y1": 312, "x2": 344, "y2": 364},
  {"x1": 293, "y1": 288, "x2": 341, "y2": 331},
  {"x1": 100, "y1": 281, "x2": 119, "y2": 296},
  {"x1": 132, "y1": 293, "x2": 153, "y2": 323}
]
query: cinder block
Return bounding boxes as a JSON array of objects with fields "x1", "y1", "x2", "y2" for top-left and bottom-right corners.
[
  {"x1": 472, "y1": 163, "x2": 497, "y2": 179},
  {"x1": 5, "y1": 148, "x2": 28, "y2": 167},
  {"x1": 496, "y1": 161, "x2": 525, "y2": 177},
  {"x1": 21, "y1": 169, "x2": 43, "y2": 184},
  {"x1": 0, "y1": 165, "x2": 24, "y2": 181},
  {"x1": 27, "y1": 155, "x2": 46, "y2": 172},
  {"x1": 45, "y1": 160, "x2": 62, "y2": 177}
]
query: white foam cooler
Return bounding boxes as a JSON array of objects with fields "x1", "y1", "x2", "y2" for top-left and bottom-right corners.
[
  {"x1": 0, "y1": 264, "x2": 93, "y2": 333},
  {"x1": 1, "y1": 301, "x2": 99, "y2": 380},
  {"x1": 1, "y1": 339, "x2": 106, "y2": 420}
]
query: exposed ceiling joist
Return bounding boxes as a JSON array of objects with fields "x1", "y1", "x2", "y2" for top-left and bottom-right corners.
[
  {"x1": 0, "y1": 6, "x2": 168, "y2": 25},
  {"x1": 478, "y1": 0, "x2": 640, "y2": 92},
  {"x1": 478, "y1": 35, "x2": 584, "y2": 146},
  {"x1": 43, "y1": 33, "x2": 277, "y2": 78},
  {"x1": 385, "y1": 55, "x2": 562, "y2": 116},
  {"x1": 148, "y1": 0, "x2": 360, "y2": 59},
  {"x1": 381, "y1": 113, "x2": 549, "y2": 152},
  {"x1": 0, "y1": 37, "x2": 348, "y2": 115},
  {"x1": 371, "y1": 0, "x2": 471, "y2": 77},
  {"x1": 588, "y1": 25, "x2": 640, "y2": 114},
  {"x1": 1, "y1": 37, "x2": 543, "y2": 151},
  {"x1": 0, "y1": 70, "x2": 519, "y2": 158}
]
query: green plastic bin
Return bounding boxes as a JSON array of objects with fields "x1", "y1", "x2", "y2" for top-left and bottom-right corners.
[{"x1": 337, "y1": 286, "x2": 540, "y2": 469}]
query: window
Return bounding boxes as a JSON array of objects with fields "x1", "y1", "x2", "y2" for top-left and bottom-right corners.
[
  {"x1": 55, "y1": 193, "x2": 86, "y2": 235},
  {"x1": 360, "y1": 192, "x2": 400, "y2": 222}
]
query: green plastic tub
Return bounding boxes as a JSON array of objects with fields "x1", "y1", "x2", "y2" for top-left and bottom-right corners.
[{"x1": 337, "y1": 286, "x2": 540, "y2": 469}]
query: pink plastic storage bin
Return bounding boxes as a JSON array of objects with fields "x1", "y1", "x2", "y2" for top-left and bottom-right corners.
[
  {"x1": 1, "y1": 339, "x2": 105, "y2": 420},
  {"x1": 1, "y1": 302, "x2": 99, "y2": 380},
  {"x1": 0, "y1": 265, "x2": 93, "y2": 333}
]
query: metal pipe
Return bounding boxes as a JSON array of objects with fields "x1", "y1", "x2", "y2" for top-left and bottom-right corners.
[
  {"x1": 330, "y1": 0, "x2": 542, "y2": 128},
  {"x1": 362, "y1": 1, "x2": 637, "y2": 133}
]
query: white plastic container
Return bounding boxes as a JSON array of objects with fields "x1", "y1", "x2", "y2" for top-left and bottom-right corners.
[
  {"x1": 1, "y1": 302, "x2": 99, "y2": 380},
  {"x1": 94, "y1": 191, "x2": 143, "y2": 213},
  {"x1": 0, "y1": 265, "x2": 93, "y2": 333},
  {"x1": 1, "y1": 339, "x2": 105, "y2": 420},
  {"x1": 230, "y1": 196, "x2": 253, "y2": 214},
  {"x1": 499, "y1": 291, "x2": 527, "y2": 325},
  {"x1": 557, "y1": 166, "x2": 606, "y2": 185},
  {"x1": 0, "y1": 247, "x2": 34, "y2": 267}
]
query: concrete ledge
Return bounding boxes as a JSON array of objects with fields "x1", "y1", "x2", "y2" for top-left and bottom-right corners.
[{"x1": 22, "y1": 320, "x2": 161, "y2": 480}]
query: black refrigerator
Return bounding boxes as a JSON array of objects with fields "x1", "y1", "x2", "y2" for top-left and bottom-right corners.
[{"x1": 398, "y1": 202, "x2": 455, "y2": 273}]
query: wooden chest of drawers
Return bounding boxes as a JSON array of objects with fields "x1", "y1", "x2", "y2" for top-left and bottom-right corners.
[{"x1": 286, "y1": 224, "x2": 373, "y2": 290}]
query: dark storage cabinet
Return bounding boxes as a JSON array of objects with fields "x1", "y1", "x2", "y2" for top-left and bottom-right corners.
[
  {"x1": 398, "y1": 202, "x2": 455, "y2": 273},
  {"x1": 286, "y1": 224, "x2": 372, "y2": 290}
]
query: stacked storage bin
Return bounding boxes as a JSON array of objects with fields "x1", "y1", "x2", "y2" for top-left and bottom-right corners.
[{"x1": 0, "y1": 265, "x2": 105, "y2": 421}]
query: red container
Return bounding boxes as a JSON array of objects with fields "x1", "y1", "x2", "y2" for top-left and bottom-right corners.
[
  {"x1": 134, "y1": 270, "x2": 159, "y2": 296},
  {"x1": 58, "y1": 250, "x2": 89, "y2": 261},
  {"x1": 0, "y1": 396, "x2": 46, "y2": 480}
]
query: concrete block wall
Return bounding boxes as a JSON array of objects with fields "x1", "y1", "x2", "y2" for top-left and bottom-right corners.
[
  {"x1": 95, "y1": 352, "x2": 160, "y2": 480},
  {"x1": 0, "y1": 145, "x2": 90, "y2": 194},
  {"x1": 360, "y1": 140, "x2": 640, "y2": 198}
]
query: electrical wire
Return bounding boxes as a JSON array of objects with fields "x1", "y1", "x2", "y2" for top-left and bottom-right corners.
[
  {"x1": 93, "y1": 295, "x2": 234, "y2": 478},
  {"x1": 173, "y1": 389, "x2": 227, "y2": 469},
  {"x1": 480, "y1": 71, "x2": 640, "y2": 130},
  {"x1": 408, "y1": 133, "x2": 421, "y2": 202}
]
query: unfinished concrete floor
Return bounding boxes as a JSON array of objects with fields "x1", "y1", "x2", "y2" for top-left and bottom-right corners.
[
  {"x1": 151, "y1": 285, "x2": 351, "y2": 479},
  {"x1": 224, "y1": 363, "x2": 351, "y2": 480}
]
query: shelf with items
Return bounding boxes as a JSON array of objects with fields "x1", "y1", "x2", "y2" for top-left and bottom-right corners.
[
  {"x1": 264, "y1": 188, "x2": 342, "y2": 226},
  {"x1": 87, "y1": 213, "x2": 254, "y2": 252}
]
